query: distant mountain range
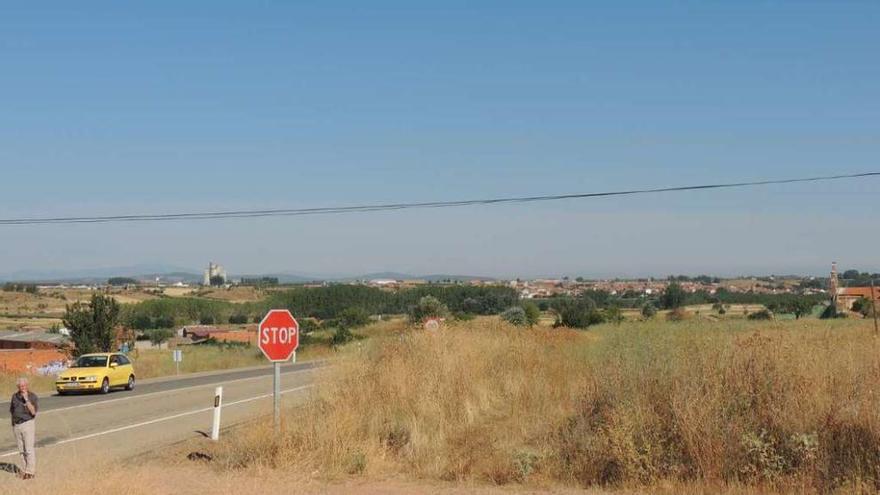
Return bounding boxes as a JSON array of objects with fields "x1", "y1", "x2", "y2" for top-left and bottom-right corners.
[
  {"x1": 0, "y1": 264, "x2": 201, "y2": 284},
  {"x1": 345, "y1": 272, "x2": 496, "y2": 282},
  {"x1": 0, "y1": 264, "x2": 495, "y2": 284}
]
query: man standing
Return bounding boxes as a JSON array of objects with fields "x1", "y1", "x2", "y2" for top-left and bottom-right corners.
[{"x1": 9, "y1": 377, "x2": 38, "y2": 479}]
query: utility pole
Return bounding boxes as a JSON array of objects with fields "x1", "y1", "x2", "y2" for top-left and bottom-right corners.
[{"x1": 871, "y1": 279, "x2": 878, "y2": 336}]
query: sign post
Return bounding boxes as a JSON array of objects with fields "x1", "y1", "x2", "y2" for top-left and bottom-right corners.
[{"x1": 258, "y1": 309, "x2": 300, "y2": 432}]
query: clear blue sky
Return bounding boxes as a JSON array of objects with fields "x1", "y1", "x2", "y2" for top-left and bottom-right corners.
[{"x1": 1, "y1": 2, "x2": 878, "y2": 278}]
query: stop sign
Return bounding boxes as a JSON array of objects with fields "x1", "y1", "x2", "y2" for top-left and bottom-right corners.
[{"x1": 258, "y1": 309, "x2": 300, "y2": 362}]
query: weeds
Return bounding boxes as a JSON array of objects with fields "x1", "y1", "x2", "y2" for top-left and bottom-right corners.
[{"x1": 212, "y1": 317, "x2": 880, "y2": 493}]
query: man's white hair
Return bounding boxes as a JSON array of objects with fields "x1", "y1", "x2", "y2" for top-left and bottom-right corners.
[{"x1": 16, "y1": 377, "x2": 28, "y2": 386}]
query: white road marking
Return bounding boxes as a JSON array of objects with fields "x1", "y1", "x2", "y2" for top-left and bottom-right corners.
[
  {"x1": 0, "y1": 384, "x2": 314, "y2": 458},
  {"x1": 41, "y1": 366, "x2": 318, "y2": 415}
]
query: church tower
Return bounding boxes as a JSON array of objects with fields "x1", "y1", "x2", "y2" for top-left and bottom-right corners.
[{"x1": 830, "y1": 261, "x2": 839, "y2": 307}]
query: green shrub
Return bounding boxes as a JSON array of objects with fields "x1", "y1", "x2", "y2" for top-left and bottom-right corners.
[
  {"x1": 522, "y1": 301, "x2": 541, "y2": 327},
  {"x1": 748, "y1": 309, "x2": 773, "y2": 321},
  {"x1": 408, "y1": 296, "x2": 449, "y2": 324},
  {"x1": 604, "y1": 306, "x2": 625, "y2": 325},
  {"x1": 501, "y1": 306, "x2": 528, "y2": 326},
  {"x1": 299, "y1": 318, "x2": 320, "y2": 334},
  {"x1": 453, "y1": 312, "x2": 476, "y2": 321},
  {"x1": 228, "y1": 314, "x2": 249, "y2": 324},
  {"x1": 331, "y1": 326, "x2": 355, "y2": 347},
  {"x1": 340, "y1": 307, "x2": 371, "y2": 328},
  {"x1": 554, "y1": 297, "x2": 605, "y2": 329}
]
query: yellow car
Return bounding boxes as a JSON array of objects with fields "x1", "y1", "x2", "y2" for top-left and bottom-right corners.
[{"x1": 56, "y1": 353, "x2": 136, "y2": 395}]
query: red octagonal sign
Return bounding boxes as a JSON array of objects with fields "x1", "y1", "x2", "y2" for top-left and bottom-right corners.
[{"x1": 258, "y1": 309, "x2": 300, "y2": 362}]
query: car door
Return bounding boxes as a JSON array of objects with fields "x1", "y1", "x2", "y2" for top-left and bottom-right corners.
[
  {"x1": 108, "y1": 354, "x2": 125, "y2": 386},
  {"x1": 117, "y1": 354, "x2": 134, "y2": 381}
]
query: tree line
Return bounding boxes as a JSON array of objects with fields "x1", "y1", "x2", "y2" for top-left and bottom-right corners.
[
  {"x1": 2, "y1": 283, "x2": 38, "y2": 294},
  {"x1": 120, "y1": 284, "x2": 519, "y2": 330}
]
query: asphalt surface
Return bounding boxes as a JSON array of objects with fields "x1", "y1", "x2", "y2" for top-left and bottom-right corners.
[
  {"x1": 0, "y1": 359, "x2": 324, "y2": 417},
  {"x1": 0, "y1": 360, "x2": 324, "y2": 468}
]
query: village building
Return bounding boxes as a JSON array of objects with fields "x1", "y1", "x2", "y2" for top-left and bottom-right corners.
[
  {"x1": 830, "y1": 262, "x2": 880, "y2": 312},
  {"x1": 0, "y1": 330, "x2": 68, "y2": 350}
]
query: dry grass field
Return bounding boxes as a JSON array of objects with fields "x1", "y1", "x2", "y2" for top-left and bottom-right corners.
[
  {"x1": 162, "y1": 286, "x2": 196, "y2": 297},
  {"x1": 0, "y1": 288, "x2": 159, "y2": 329},
  {"x1": 185, "y1": 286, "x2": 266, "y2": 303},
  {"x1": 184, "y1": 316, "x2": 880, "y2": 494}
]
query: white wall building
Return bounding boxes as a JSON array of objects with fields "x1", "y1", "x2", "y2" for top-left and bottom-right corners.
[{"x1": 203, "y1": 261, "x2": 227, "y2": 285}]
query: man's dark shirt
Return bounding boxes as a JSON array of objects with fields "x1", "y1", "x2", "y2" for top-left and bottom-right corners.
[{"x1": 9, "y1": 392, "x2": 38, "y2": 425}]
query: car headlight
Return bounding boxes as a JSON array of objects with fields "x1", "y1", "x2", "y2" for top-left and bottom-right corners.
[{"x1": 84, "y1": 376, "x2": 98, "y2": 382}]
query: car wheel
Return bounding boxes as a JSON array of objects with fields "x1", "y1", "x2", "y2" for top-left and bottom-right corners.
[
  {"x1": 57, "y1": 390, "x2": 66, "y2": 396},
  {"x1": 125, "y1": 375, "x2": 135, "y2": 391},
  {"x1": 100, "y1": 377, "x2": 110, "y2": 394}
]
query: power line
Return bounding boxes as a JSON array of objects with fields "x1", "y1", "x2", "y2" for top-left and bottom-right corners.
[{"x1": 1, "y1": 171, "x2": 877, "y2": 226}]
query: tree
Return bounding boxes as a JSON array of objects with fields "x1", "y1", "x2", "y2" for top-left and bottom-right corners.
[
  {"x1": 63, "y1": 294, "x2": 120, "y2": 356},
  {"x1": 147, "y1": 328, "x2": 174, "y2": 346},
  {"x1": 852, "y1": 297, "x2": 874, "y2": 317},
  {"x1": 661, "y1": 283, "x2": 686, "y2": 310},
  {"x1": 209, "y1": 275, "x2": 225, "y2": 287},
  {"x1": 229, "y1": 314, "x2": 249, "y2": 324},
  {"x1": 154, "y1": 315, "x2": 176, "y2": 329},
  {"x1": 554, "y1": 296, "x2": 605, "y2": 329},
  {"x1": 787, "y1": 298, "x2": 814, "y2": 319},
  {"x1": 769, "y1": 297, "x2": 814, "y2": 320},
  {"x1": 129, "y1": 314, "x2": 153, "y2": 330},
  {"x1": 501, "y1": 306, "x2": 528, "y2": 326},
  {"x1": 640, "y1": 303, "x2": 657, "y2": 319},
  {"x1": 199, "y1": 315, "x2": 215, "y2": 325},
  {"x1": 340, "y1": 307, "x2": 371, "y2": 328},
  {"x1": 820, "y1": 304, "x2": 842, "y2": 319},
  {"x1": 522, "y1": 301, "x2": 541, "y2": 327},
  {"x1": 408, "y1": 296, "x2": 449, "y2": 324},
  {"x1": 461, "y1": 297, "x2": 483, "y2": 315}
]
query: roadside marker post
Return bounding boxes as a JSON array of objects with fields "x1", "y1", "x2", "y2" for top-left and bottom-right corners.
[
  {"x1": 172, "y1": 349, "x2": 183, "y2": 375},
  {"x1": 211, "y1": 386, "x2": 223, "y2": 441},
  {"x1": 258, "y1": 310, "x2": 300, "y2": 433}
]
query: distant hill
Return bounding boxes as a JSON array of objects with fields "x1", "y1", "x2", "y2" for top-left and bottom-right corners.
[
  {"x1": 0, "y1": 264, "x2": 201, "y2": 284},
  {"x1": 349, "y1": 272, "x2": 417, "y2": 281},
  {"x1": 0, "y1": 264, "x2": 496, "y2": 285},
  {"x1": 420, "y1": 274, "x2": 496, "y2": 282},
  {"x1": 343, "y1": 272, "x2": 495, "y2": 282}
]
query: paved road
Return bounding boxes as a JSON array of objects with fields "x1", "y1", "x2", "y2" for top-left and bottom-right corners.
[{"x1": 0, "y1": 361, "x2": 323, "y2": 469}]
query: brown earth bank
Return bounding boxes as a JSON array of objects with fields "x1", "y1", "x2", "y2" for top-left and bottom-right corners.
[{"x1": 0, "y1": 461, "x2": 832, "y2": 495}]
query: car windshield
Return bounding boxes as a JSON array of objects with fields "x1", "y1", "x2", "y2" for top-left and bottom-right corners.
[{"x1": 72, "y1": 356, "x2": 108, "y2": 368}]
